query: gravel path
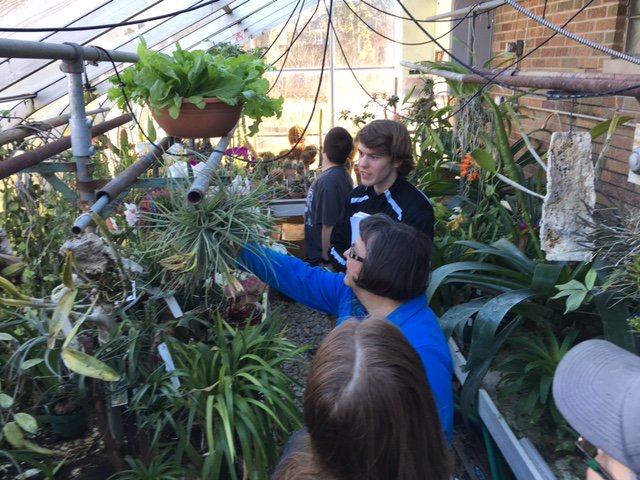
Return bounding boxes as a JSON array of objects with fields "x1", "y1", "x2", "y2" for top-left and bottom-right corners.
[{"x1": 270, "y1": 290, "x2": 333, "y2": 406}]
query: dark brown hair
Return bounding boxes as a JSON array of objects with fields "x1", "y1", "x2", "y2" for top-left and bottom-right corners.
[
  {"x1": 355, "y1": 119, "x2": 415, "y2": 176},
  {"x1": 323, "y1": 127, "x2": 353, "y2": 165},
  {"x1": 354, "y1": 213, "x2": 432, "y2": 301},
  {"x1": 276, "y1": 318, "x2": 452, "y2": 480}
]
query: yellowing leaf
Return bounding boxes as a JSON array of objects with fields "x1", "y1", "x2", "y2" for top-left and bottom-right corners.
[
  {"x1": 3, "y1": 421, "x2": 25, "y2": 448},
  {"x1": 48, "y1": 287, "x2": 77, "y2": 349},
  {"x1": 62, "y1": 250, "x2": 75, "y2": 289},
  {"x1": 14, "y1": 412, "x2": 38, "y2": 434},
  {"x1": 61, "y1": 347, "x2": 120, "y2": 382}
]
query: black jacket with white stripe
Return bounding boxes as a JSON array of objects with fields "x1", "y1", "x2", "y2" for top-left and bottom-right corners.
[{"x1": 328, "y1": 176, "x2": 434, "y2": 272}]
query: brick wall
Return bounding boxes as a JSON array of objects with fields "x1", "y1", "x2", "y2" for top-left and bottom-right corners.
[{"x1": 490, "y1": 0, "x2": 640, "y2": 207}]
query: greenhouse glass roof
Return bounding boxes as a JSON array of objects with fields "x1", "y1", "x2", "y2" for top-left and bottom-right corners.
[{"x1": 0, "y1": 0, "x2": 319, "y2": 125}]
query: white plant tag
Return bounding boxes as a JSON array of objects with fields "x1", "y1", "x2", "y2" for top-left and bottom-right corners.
[
  {"x1": 158, "y1": 342, "x2": 181, "y2": 389},
  {"x1": 164, "y1": 295, "x2": 183, "y2": 318}
]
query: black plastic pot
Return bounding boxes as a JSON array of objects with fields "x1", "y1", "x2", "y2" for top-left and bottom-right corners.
[{"x1": 46, "y1": 400, "x2": 88, "y2": 439}]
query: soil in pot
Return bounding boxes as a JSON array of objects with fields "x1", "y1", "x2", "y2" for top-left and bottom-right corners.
[{"x1": 152, "y1": 98, "x2": 243, "y2": 139}]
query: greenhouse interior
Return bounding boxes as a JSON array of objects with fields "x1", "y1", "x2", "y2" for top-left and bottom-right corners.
[{"x1": 1, "y1": 0, "x2": 640, "y2": 478}]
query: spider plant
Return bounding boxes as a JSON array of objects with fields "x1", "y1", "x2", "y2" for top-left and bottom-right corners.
[
  {"x1": 167, "y1": 313, "x2": 305, "y2": 480},
  {"x1": 141, "y1": 175, "x2": 275, "y2": 305}
]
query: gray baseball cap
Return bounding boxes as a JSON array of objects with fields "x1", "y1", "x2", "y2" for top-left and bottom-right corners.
[{"x1": 552, "y1": 339, "x2": 640, "y2": 474}]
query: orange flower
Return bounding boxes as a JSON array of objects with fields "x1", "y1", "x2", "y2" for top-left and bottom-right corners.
[{"x1": 460, "y1": 153, "x2": 479, "y2": 181}]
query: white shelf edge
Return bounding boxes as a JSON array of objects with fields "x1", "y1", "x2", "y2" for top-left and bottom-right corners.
[{"x1": 449, "y1": 339, "x2": 557, "y2": 480}]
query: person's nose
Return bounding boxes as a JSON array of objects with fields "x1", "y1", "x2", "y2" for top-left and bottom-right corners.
[{"x1": 358, "y1": 155, "x2": 369, "y2": 169}]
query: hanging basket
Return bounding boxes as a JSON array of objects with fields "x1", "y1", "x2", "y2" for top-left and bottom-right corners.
[{"x1": 152, "y1": 98, "x2": 243, "y2": 139}]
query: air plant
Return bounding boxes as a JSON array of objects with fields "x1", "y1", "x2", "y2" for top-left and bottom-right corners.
[{"x1": 141, "y1": 175, "x2": 275, "y2": 304}]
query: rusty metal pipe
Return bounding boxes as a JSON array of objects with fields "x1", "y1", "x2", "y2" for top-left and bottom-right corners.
[
  {"x1": 402, "y1": 61, "x2": 640, "y2": 97},
  {"x1": 72, "y1": 137, "x2": 174, "y2": 234},
  {"x1": 0, "y1": 108, "x2": 109, "y2": 147},
  {"x1": 96, "y1": 137, "x2": 174, "y2": 202},
  {"x1": 0, "y1": 114, "x2": 132, "y2": 180}
]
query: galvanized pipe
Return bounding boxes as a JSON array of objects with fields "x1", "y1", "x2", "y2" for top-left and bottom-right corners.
[
  {"x1": 422, "y1": 0, "x2": 521, "y2": 21},
  {"x1": 0, "y1": 38, "x2": 138, "y2": 63},
  {"x1": 0, "y1": 114, "x2": 132, "y2": 180},
  {"x1": 62, "y1": 45, "x2": 96, "y2": 207},
  {"x1": 0, "y1": 108, "x2": 109, "y2": 147},
  {"x1": 401, "y1": 61, "x2": 640, "y2": 97},
  {"x1": 187, "y1": 128, "x2": 237, "y2": 204}
]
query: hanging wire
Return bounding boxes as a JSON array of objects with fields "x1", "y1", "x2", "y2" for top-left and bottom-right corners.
[
  {"x1": 267, "y1": 0, "x2": 307, "y2": 94},
  {"x1": 326, "y1": 0, "x2": 474, "y2": 123},
  {"x1": 0, "y1": 0, "x2": 224, "y2": 33}
]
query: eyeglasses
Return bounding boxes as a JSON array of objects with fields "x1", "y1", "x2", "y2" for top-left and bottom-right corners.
[
  {"x1": 575, "y1": 437, "x2": 615, "y2": 480},
  {"x1": 347, "y1": 243, "x2": 366, "y2": 263}
]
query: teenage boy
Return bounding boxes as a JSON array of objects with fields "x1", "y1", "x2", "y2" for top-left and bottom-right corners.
[
  {"x1": 329, "y1": 119, "x2": 434, "y2": 272},
  {"x1": 304, "y1": 127, "x2": 354, "y2": 267}
]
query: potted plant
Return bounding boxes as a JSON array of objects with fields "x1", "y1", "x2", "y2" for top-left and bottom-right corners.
[{"x1": 108, "y1": 38, "x2": 284, "y2": 138}]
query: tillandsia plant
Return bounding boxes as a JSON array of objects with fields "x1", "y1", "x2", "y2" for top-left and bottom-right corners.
[
  {"x1": 107, "y1": 38, "x2": 284, "y2": 135},
  {"x1": 141, "y1": 175, "x2": 275, "y2": 304}
]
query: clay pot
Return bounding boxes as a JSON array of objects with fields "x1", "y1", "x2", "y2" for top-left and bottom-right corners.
[{"x1": 152, "y1": 98, "x2": 243, "y2": 139}]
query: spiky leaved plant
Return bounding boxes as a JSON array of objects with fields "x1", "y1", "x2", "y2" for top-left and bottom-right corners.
[
  {"x1": 588, "y1": 206, "x2": 640, "y2": 306},
  {"x1": 141, "y1": 175, "x2": 275, "y2": 305}
]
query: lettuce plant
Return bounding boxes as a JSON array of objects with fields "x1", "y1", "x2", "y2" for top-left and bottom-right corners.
[{"x1": 108, "y1": 38, "x2": 284, "y2": 135}]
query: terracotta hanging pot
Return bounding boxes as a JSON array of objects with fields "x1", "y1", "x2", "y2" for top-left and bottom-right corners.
[{"x1": 152, "y1": 98, "x2": 243, "y2": 139}]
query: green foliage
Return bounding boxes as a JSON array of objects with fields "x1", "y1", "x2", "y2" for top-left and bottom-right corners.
[
  {"x1": 550, "y1": 268, "x2": 597, "y2": 314},
  {"x1": 495, "y1": 325, "x2": 578, "y2": 425},
  {"x1": 141, "y1": 177, "x2": 275, "y2": 304},
  {"x1": 168, "y1": 314, "x2": 305, "y2": 480},
  {"x1": 108, "y1": 38, "x2": 284, "y2": 135},
  {"x1": 429, "y1": 238, "x2": 594, "y2": 415},
  {"x1": 108, "y1": 449, "x2": 189, "y2": 480}
]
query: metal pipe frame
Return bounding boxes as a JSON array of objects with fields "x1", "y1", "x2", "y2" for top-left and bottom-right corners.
[
  {"x1": 0, "y1": 108, "x2": 109, "y2": 147},
  {"x1": 0, "y1": 38, "x2": 138, "y2": 63},
  {"x1": 401, "y1": 61, "x2": 640, "y2": 98},
  {"x1": 0, "y1": 114, "x2": 132, "y2": 180},
  {"x1": 72, "y1": 137, "x2": 175, "y2": 234},
  {"x1": 187, "y1": 127, "x2": 237, "y2": 204}
]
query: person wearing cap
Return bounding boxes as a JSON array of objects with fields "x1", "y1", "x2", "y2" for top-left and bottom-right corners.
[{"x1": 552, "y1": 339, "x2": 640, "y2": 480}]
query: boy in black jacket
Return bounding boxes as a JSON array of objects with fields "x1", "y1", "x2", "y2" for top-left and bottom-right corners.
[{"x1": 329, "y1": 119, "x2": 434, "y2": 272}]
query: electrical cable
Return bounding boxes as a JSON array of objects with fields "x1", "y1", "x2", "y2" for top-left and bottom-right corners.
[
  {"x1": 0, "y1": 0, "x2": 224, "y2": 33},
  {"x1": 358, "y1": 0, "x2": 501, "y2": 23},
  {"x1": 271, "y1": 0, "x2": 322, "y2": 66},
  {"x1": 261, "y1": 0, "x2": 304, "y2": 59},
  {"x1": 398, "y1": 0, "x2": 640, "y2": 124},
  {"x1": 341, "y1": 0, "x2": 436, "y2": 46},
  {"x1": 504, "y1": 0, "x2": 640, "y2": 65},
  {"x1": 267, "y1": 0, "x2": 307, "y2": 94},
  {"x1": 326, "y1": 0, "x2": 469, "y2": 123}
]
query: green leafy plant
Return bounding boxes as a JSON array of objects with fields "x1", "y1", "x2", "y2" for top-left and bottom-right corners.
[
  {"x1": 428, "y1": 238, "x2": 594, "y2": 415},
  {"x1": 551, "y1": 268, "x2": 597, "y2": 313},
  {"x1": 108, "y1": 38, "x2": 284, "y2": 135},
  {"x1": 141, "y1": 177, "x2": 275, "y2": 304},
  {"x1": 167, "y1": 314, "x2": 305, "y2": 480},
  {"x1": 108, "y1": 449, "x2": 188, "y2": 480},
  {"x1": 495, "y1": 325, "x2": 578, "y2": 425}
]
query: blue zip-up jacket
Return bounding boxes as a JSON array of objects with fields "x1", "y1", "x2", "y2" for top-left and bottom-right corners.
[{"x1": 239, "y1": 244, "x2": 454, "y2": 442}]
